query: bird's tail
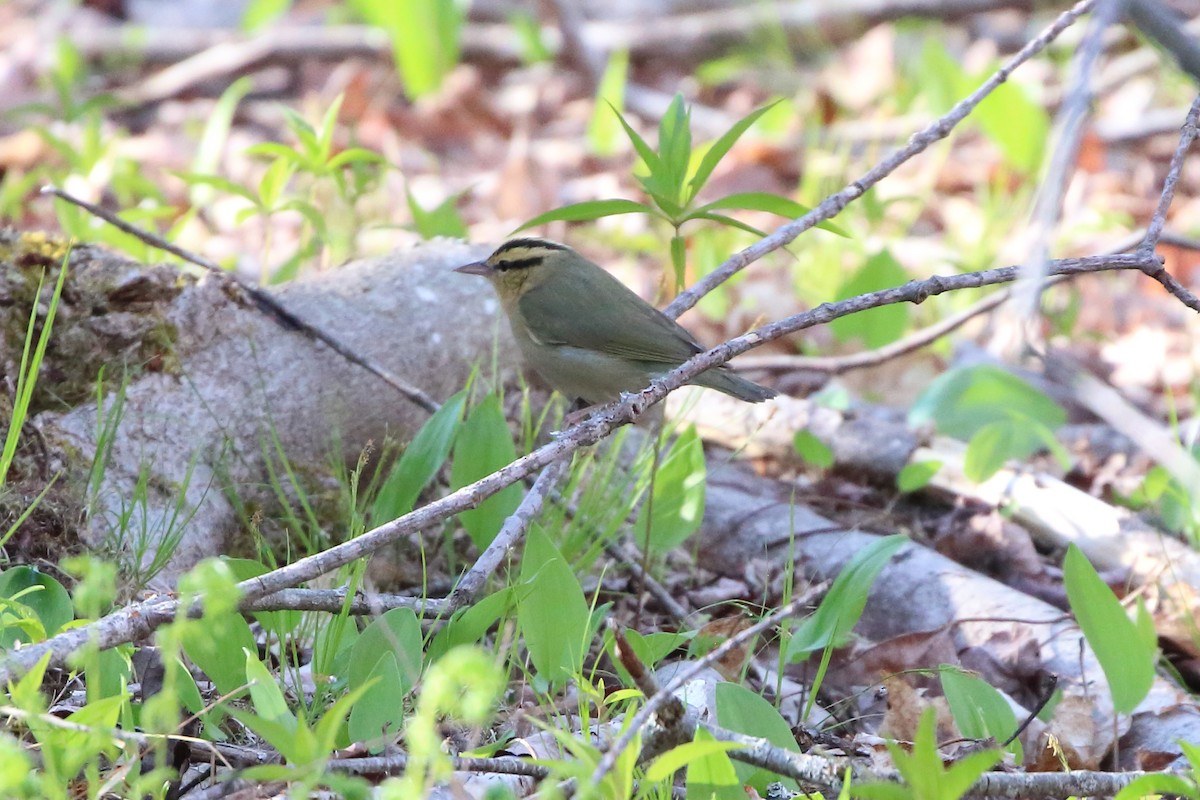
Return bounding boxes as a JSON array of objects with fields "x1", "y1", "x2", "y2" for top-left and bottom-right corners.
[{"x1": 695, "y1": 368, "x2": 777, "y2": 403}]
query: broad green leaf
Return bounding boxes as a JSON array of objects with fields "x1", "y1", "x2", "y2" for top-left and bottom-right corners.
[
  {"x1": 519, "y1": 525, "x2": 589, "y2": 684},
  {"x1": 897, "y1": 460, "x2": 942, "y2": 492},
  {"x1": 941, "y1": 666, "x2": 1022, "y2": 761},
  {"x1": 637, "y1": 426, "x2": 706, "y2": 554},
  {"x1": 180, "y1": 610, "x2": 257, "y2": 696},
  {"x1": 0, "y1": 567, "x2": 72, "y2": 644},
  {"x1": 407, "y1": 187, "x2": 468, "y2": 240},
  {"x1": 974, "y1": 81, "x2": 1049, "y2": 175},
  {"x1": 514, "y1": 199, "x2": 654, "y2": 234},
  {"x1": 1115, "y1": 774, "x2": 1199, "y2": 800},
  {"x1": 645, "y1": 738, "x2": 745, "y2": 782},
  {"x1": 450, "y1": 393, "x2": 524, "y2": 549},
  {"x1": 375, "y1": 390, "x2": 465, "y2": 522},
  {"x1": 908, "y1": 365, "x2": 1066, "y2": 440},
  {"x1": 963, "y1": 417, "x2": 1055, "y2": 482},
  {"x1": 787, "y1": 534, "x2": 907, "y2": 659},
  {"x1": 245, "y1": 651, "x2": 293, "y2": 727},
  {"x1": 715, "y1": 682, "x2": 799, "y2": 790},
  {"x1": 793, "y1": 430, "x2": 833, "y2": 469},
  {"x1": 686, "y1": 101, "x2": 779, "y2": 204},
  {"x1": 427, "y1": 587, "x2": 514, "y2": 664},
  {"x1": 831, "y1": 250, "x2": 909, "y2": 349},
  {"x1": 348, "y1": 651, "x2": 406, "y2": 750},
  {"x1": 348, "y1": 607, "x2": 422, "y2": 696},
  {"x1": 1063, "y1": 545, "x2": 1156, "y2": 715},
  {"x1": 684, "y1": 727, "x2": 742, "y2": 800}
]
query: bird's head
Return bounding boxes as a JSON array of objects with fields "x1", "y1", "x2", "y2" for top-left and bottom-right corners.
[{"x1": 454, "y1": 238, "x2": 574, "y2": 301}]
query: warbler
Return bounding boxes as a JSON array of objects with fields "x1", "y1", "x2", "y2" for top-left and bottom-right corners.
[{"x1": 455, "y1": 238, "x2": 776, "y2": 405}]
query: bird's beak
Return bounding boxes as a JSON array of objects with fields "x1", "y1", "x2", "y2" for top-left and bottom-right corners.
[{"x1": 454, "y1": 261, "x2": 492, "y2": 276}]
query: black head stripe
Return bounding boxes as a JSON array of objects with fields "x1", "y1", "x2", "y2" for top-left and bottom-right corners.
[
  {"x1": 493, "y1": 238, "x2": 569, "y2": 256},
  {"x1": 495, "y1": 256, "x2": 544, "y2": 272}
]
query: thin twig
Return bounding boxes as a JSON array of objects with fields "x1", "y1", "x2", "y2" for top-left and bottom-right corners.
[
  {"x1": 240, "y1": 587, "x2": 450, "y2": 617},
  {"x1": 664, "y1": 0, "x2": 1096, "y2": 320},
  {"x1": 736, "y1": 277, "x2": 1068, "y2": 374},
  {"x1": 1011, "y1": 0, "x2": 1124, "y2": 322},
  {"x1": 445, "y1": 457, "x2": 571, "y2": 613},
  {"x1": 1129, "y1": 95, "x2": 1200, "y2": 312},
  {"x1": 40, "y1": 186, "x2": 442, "y2": 414}
]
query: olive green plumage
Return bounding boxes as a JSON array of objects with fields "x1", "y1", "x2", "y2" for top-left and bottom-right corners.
[{"x1": 455, "y1": 238, "x2": 776, "y2": 405}]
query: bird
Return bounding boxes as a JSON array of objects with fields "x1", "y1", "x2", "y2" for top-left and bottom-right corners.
[{"x1": 454, "y1": 238, "x2": 776, "y2": 406}]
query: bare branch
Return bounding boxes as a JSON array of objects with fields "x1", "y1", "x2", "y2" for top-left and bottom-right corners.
[{"x1": 664, "y1": 0, "x2": 1096, "y2": 320}]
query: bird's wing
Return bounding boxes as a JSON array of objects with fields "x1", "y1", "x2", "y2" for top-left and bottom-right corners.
[{"x1": 517, "y1": 268, "x2": 701, "y2": 365}]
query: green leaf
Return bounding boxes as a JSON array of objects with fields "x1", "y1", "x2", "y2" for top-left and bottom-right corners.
[
  {"x1": 608, "y1": 101, "x2": 666, "y2": 178},
  {"x1": 245, "y1": 650, "x2": 294, "y2": 728},
  {"x1": 588, "y1": 50, "x2": 629, "y2": 156},
  {"x1": 974, "y1": 80, "x2": 1049, "y2": 175},
  {"x1": 348, "y1": 608, "x2": 423, "y2": 696},
  {"x1": 450, "y1": 393, "x2": 524, "y2": 548},
  {"x1": 689, "y1": 191, "x2": 849, "y2": 237},
  {"x1": 686, "y1": 101, "x2": 778, "y2": 204},
  {"x1": 908, "y1": 365, "x2": 1067, "y2": 440},
  {"x1": 897, "y1": 460, "x2": 942, "y2": 493},
  {"x1": 348, "y1": 651, "x2": 406, "y2": 750},
  {"x1": 180, "y1": 610, "x2": 257, "y2": 696},
  {"x1": 644, "y1": 738, "x2": 746, "y2": 782},
  {"x1": 427, "y1": 587, "x2": 514, "y2": 664},
  {"x1": 886, "y1": 709, "x2": 999, "y2": 800},
  {"x1": 326, "y1": 147, "x2": 386, "y2": 171},
  {"x1": 374, "y1": 391, "x2": 465, "y2": 522},
  {"x1": 1115, "y1": 774, "x2": 1200, "y2": 800},
  {"x1": 941, "y1": 666, "x2": 1022, "y2": 762},
  {"x1": 519, "y1": 525, "x2": 590, "y2": 685},
  {"x1": 688, "y1": 212, "x2": 768, "y2": 237},
  {"x1": 0, "y1": 567, "x2": 73, "y2": 645},
  {"x1": 406, "y1": 187, "x2": 468, "y2": 240},
  {"x1": 513, "y1": 199, "x2": 655, "y2": 234},
  {"x1": 830, "y1": 250, "x2": 910, "y2": 348},
  {"x1": 787, "y1": 534, "x2": 907, "y2": 660},
  {"x1": 637, "y1": 426, "x2": 706, "y2": 554},
  {"x1": 1063, "y1": 544, "x2": 1156, "y2": 715},
  {"x1": 793, "y1": 430, "x2": 833, "y2": 469},
  {"x1": 352, "y1": 0, "x2": 464, "y2": 99},
  {"x1": 240, "y1": 0, "x2": 291, "y2": 31},
  {"x1": 963, "y1": 418, "x2": 1052, "y2": 482},
  {"x1": 657, "y1": 93, "x2": 692, "y2": 204},
  {"x1": 715, "y1": 682, "x2": 800, "y2": 790},
  {"x1": 684, "y1": 727, "x2": 743, "y2": 800}
]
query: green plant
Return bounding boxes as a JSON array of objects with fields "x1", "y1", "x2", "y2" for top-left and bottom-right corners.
[
  {"x1": 1063, "y1": 544, "x2": 1157, "y2": 716},
  {"x1": 785, "y1": 535, "x2": 908, "y2": 719},
  {"x1": 349, "y1": 0, "x2": 467, "y2": 100},
  {"x1": 183, "y1": 94, "x2": 386, "y2": 280},
  {"x1": 1, "y1": 258, "x2": 69, "y2": 489},
  {"x1": 856, "y1": 708, "x2": 999, "y2": 800},
  {"x1": 908, "y1": 365, "x2": 1070, "y2": 482},
  {"x1": 516, "y1": 93, "x2": 844, "y2": 288}
]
